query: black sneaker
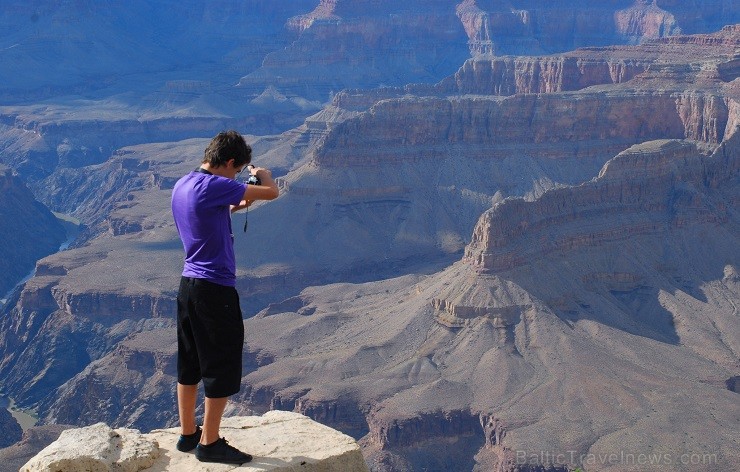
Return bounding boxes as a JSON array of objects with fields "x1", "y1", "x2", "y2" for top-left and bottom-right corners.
[
  {"x1": 195, "y1": 437, "x2": 253, "y2": 464},
  {"x1": 176, "y1": 426, "x2": 202, "y2": 452}
]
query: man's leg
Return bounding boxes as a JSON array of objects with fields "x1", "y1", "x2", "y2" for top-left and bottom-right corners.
[
  {"x1": 201, "y1": 396, "x2": 228, "y2": 445},
  {"x1": 177, "y1": 277, "x2": 201, "y2": 438},
  {"x1": 177, "y1": 383, "x2": 199, "y2": 435}
]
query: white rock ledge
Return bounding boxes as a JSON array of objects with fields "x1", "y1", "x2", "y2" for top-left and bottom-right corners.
[{"x1": 21, "y1": 410, "x2": 369, "y2": 472}]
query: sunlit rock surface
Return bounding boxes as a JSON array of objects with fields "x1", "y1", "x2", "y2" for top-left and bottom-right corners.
[{"x1": 21, "y1": 412, "x2": 367, "y2": 472}]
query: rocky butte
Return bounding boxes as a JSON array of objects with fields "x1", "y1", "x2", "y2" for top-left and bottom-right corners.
[{"x1": 0, "y1": 3, "x2": 738, "y2": 472}]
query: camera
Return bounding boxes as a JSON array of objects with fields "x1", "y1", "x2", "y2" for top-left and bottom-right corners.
[{"x1": 245, "y1": 165, "x2": 261, "y2": 185}]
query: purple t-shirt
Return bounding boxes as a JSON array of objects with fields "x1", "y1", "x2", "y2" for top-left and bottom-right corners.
[{"x1": 171, "y1": 170, "x2": 247, "y2": 287}]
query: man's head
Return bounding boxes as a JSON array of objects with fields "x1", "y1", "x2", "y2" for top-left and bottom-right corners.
[{"x1": 203, "y1": 130, "x2": 252, "y2": 169}]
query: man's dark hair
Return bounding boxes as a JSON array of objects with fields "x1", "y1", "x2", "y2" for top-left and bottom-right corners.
[{"x1": 203, "y1": 130, "x2": 252, "y2": 168}]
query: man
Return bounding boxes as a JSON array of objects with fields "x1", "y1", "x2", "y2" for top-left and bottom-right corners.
[{"x1": 171, "y1": 130, "x2": 278, "y2": 464}]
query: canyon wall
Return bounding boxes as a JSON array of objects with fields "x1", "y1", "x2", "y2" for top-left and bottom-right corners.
[
  {"x1": 0, "y1": 166, "x2": 66, "y2": 297},
  {"x1": 0, "y1": 409, "x2": 22, "y2": 449},
  {"x1": 464, "y1": 138, "x2": 738, "y2": 272}
]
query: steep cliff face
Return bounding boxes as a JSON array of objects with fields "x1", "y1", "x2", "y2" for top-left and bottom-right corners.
[
  {"x1": 39, "y1": 327, "x2": 178, "y2": 430},
  {"x1": 316, "y1": 26, "x2": 739, "y2": 172},
  {"x1": 0, "y1": 166, "x2": 66, "y2": 298},
  {"x1": 314, "y1": 91, "x2": 723, "y2": 169},
  {"x1": 464, "y1": 138, "x2": 738, "y2": 272},
  {"x1": 614, "y1": 0, "x2": 680, "y2": 43},
  {"x1": 0, "y1": 243, "x2": 179, "y2": 409},
  {"x1": 419, "y1": 25, "x2": 740, "y2": 99},
  {"x1": 438, "y1": 55, "x2": 649, "y2": 95},
  {"x1": 0, "y1": 408, "x2": 22, "y2": 448}
]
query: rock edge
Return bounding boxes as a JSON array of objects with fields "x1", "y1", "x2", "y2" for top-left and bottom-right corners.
[{"x1": 21, "y1": 410, "x2": 369, "y2": 472}]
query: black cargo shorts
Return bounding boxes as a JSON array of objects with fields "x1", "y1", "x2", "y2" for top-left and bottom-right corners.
[{"x1": 177, "y1": 276, "x2": 244, "y2": 398}]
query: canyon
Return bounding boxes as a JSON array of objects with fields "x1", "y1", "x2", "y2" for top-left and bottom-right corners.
[{"x1": 0, "y1": 2, "x2": 739, "y2": 472}]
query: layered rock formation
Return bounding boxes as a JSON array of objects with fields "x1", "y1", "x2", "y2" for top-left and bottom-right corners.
[
  {"x1": 232, "y1": 135, "x2": 739, "y2": 471},
  {"x1": 464, "y1": 138, "x2": 738, "y2": 273},
  {"x1": 21, "y1": 412, "x2": 368, "y2": 472},
  {"x1": 436, "y1": 27, "x2": 740, "y2": 96},
  {"x1": 241, "y1": 0, "x2": 740, "y2": 101},
  {"x1": 2, "y1": 1, "x2": 736, "y2": 186},
  {"x1": 455, "y1": 0, "x2": 739, "y2": 56},
  {"x1": 613, "y1": 0, "x2": 681, "y2": 43},
  {"x1": 245, "y1": 27, "x2": 737, "y2": 281}
]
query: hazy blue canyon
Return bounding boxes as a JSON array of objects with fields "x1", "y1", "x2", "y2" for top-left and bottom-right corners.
[{"x1": 1, "y1": 1, "x2": 739, "y2": 471}]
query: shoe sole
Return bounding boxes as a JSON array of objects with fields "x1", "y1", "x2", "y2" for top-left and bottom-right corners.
[{"x1": 195, "y1": 456, "x2": 252, "y2": 464}]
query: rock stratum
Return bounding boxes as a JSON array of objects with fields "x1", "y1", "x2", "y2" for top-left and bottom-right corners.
[{"x1": 0, "y1": 6, "x2": 738, "y2": 472}]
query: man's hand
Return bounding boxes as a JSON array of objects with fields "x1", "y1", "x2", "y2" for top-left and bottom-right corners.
[
  {"x1": 249, "y1": 165, "x2": 272, "y2": 180},
  {"x1": 243, "y1": 165, "x2": 279, "y2": 201}
]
